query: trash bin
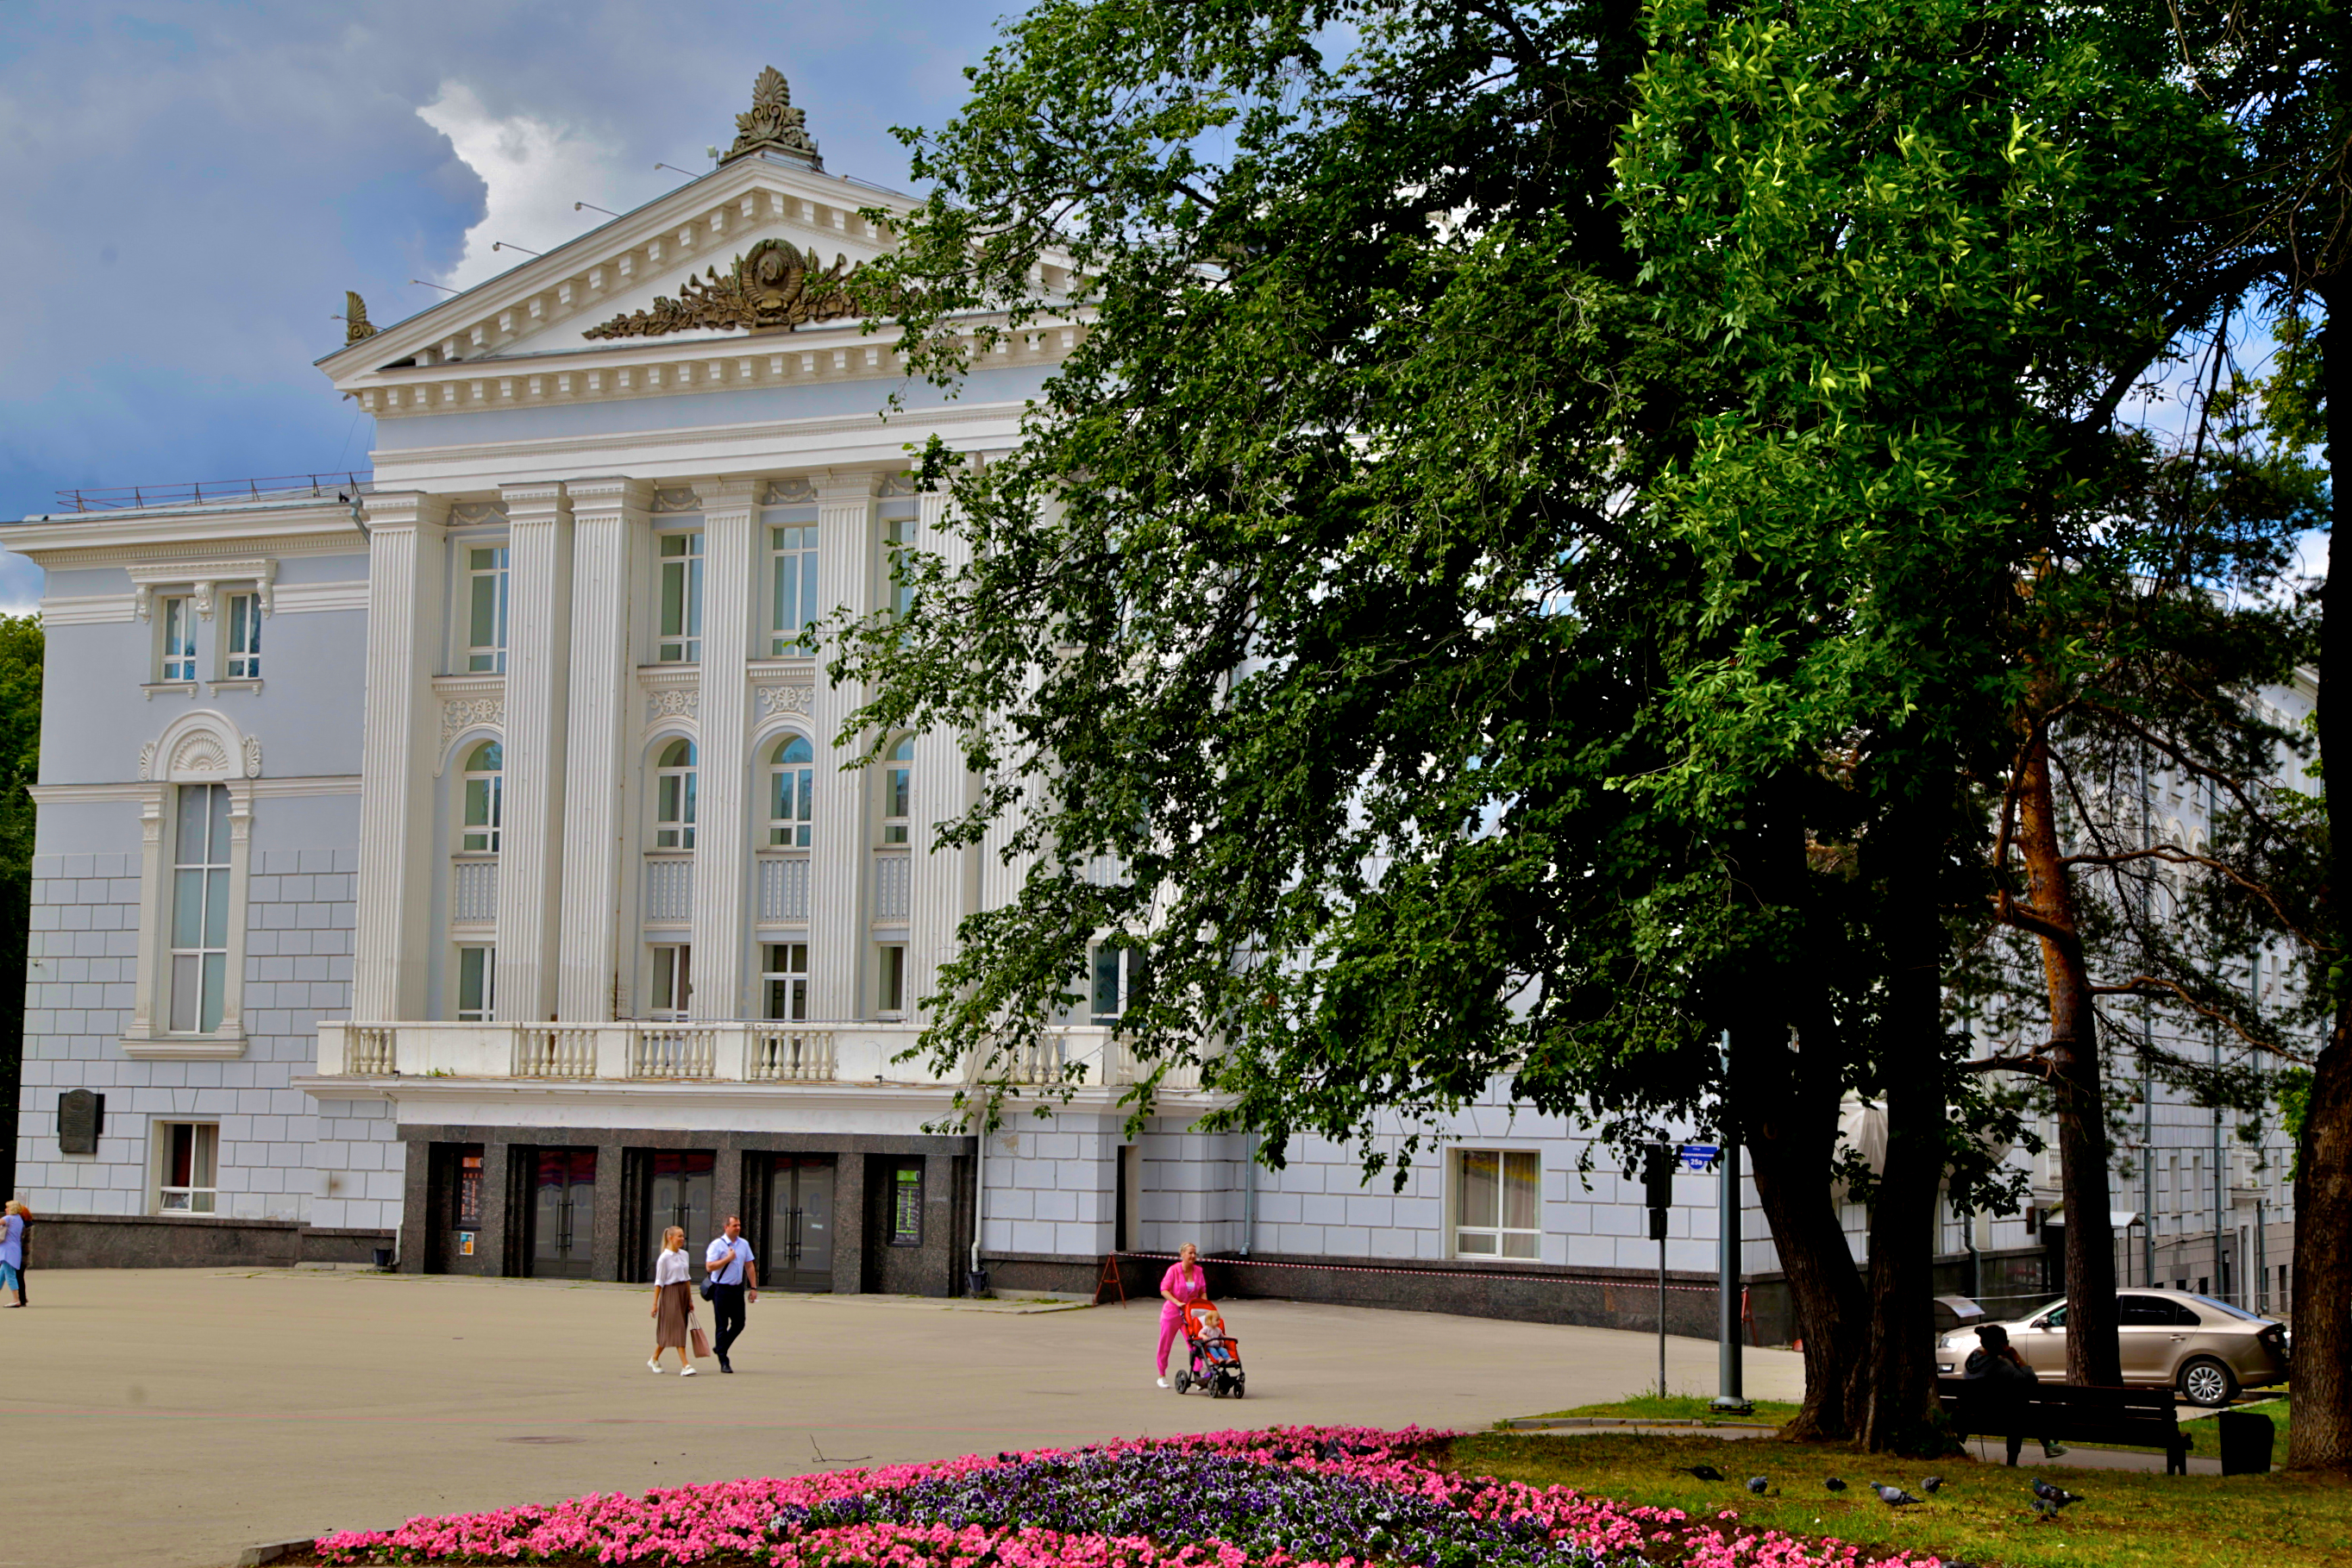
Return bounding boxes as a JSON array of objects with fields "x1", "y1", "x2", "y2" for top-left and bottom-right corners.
[
  {"x1": 372, "y1": 1245, "x2": 394, "y2": 1272},
  {"x1": 2217, "y1": 1410, "x2": 2274, "y2": 1475}
]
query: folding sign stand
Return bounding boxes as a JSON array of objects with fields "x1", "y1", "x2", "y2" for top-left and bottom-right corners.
[{"x1": 1094, "y1": 1253, "x2": 1128, "y2": 1307}]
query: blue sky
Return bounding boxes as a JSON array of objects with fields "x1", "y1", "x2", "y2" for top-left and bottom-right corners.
[{"x1": 0, "y1": 0, "x2": 1019, "y2": 609}]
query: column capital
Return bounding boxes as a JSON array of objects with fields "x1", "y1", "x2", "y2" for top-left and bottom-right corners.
[
  {"x1": 698, "y1": 476, "x2": 762, "y2": 517},
  {"x1": 361, "y1": 490, "x2": 450, "y2": 533},
  {"x1": 499, "y1": 480, "x2": 573, "y2": 524},
  {"x1": 565, "y1": 476, "x2": 655, "y2": 521},
  {"x1": 816, "y1": 471, "x2": 885, "y2": 506}
]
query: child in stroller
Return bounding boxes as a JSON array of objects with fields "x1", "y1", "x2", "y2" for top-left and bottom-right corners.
[{"x1": 1170, "y1": 1301, "x2": 1246, "y2": 1398}]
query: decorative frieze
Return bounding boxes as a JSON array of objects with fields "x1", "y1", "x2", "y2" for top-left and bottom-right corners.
[
  {"x1": 439, "y1": 696, "x2": 505, "y2": 752},
  {"x1": 756, "y1": 684, "x2": 814, "y2": 718},
  {"x1": 651, "y1": 486, "x2": 702, "y2": 514},
  {"x1": 762, "y1": 477, "x2": 816, "y2": 505},
  {"x1": 448, "y1": 500, "x2": 509, "y2": 527},
  {"x1": 647, "y1": 688, "x2": 700, "y2": 723}
]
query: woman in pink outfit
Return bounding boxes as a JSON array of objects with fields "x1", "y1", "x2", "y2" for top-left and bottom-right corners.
[{"x1": 1156, "y1": 1241, "x2": 1207, "y2": 1386}]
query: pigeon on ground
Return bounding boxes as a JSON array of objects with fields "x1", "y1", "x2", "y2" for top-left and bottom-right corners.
[
  {"x1": 1746, "y1": 1476, "x2": 1777, "y2": 1496},
  {"x1": 1673, "y1": 1465, "x2": 1727, "y2": 1482},
  {"x1": 1921, "y1": 1476, "x2": 1944, "y2": 1495},
  {"x1": 2031, "y1": 1479, "x2": 2085, "y2": 1510},
  {"x1": 1870, "y1": 1483, "x2": 1924, "y2": 1508},
  {"x1": 1823, "y1": 1477, "x2": 1847, "y2": 1493}
]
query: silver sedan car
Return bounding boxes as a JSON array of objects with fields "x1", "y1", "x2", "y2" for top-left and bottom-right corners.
[{"x1": 1940, "y1": 1289, "x2": 2289, "y2": 1406}]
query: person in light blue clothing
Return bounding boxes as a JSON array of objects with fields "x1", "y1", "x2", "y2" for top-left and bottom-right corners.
[{"x1": 1, "y1": 1201, "x2": 26, "y2": 1308}]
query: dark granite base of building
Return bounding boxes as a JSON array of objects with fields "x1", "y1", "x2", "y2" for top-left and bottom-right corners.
[{"x1": 25, "y1": 1214, "x2": 394, "y2": 1270}]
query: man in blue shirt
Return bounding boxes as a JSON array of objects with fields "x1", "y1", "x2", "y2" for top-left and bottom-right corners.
[{"x1": 704, "y1": 1215, "x2": 757, "y2": 1372}]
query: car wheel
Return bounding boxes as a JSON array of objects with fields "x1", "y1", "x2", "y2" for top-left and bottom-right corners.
[{"x1": 2179, "y1": 1356, "x2": 2237, "y2": 1408}]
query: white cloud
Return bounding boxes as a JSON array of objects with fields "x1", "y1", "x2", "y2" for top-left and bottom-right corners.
[{"x1": 417, "y1": 82, "x2": 633, "y2": 289}]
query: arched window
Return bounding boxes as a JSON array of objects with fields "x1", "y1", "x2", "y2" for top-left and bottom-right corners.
[
  {"x1": 654, "y1": 738, "x2": 698, "y2": 849},
  {"x1": 768, "y1": 734, "x2": 814, "y2": 848},
  {"x1": 881, "y1": 737, "x2": 914, "y2": 844},
  {"x1": 459, "y1": 740, "x2": 503, "y2": 853}
]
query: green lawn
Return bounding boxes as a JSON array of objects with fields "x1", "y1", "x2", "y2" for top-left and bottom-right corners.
[
  {"x1": 1442, "y1": 1431, "x2": 2351, "y2": 1568},
  {"x1": 1518, "y1": 1392, "x2": 1806, "y2": 1426}
]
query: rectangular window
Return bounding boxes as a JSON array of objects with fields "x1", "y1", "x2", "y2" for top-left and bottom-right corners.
[
  {"x1": 455, "y1": 945, "x2": 496, "y2": 1021},
  {"x1": 159, "y1": 596, "x2": 198, "y2": 682},
  {"x1": 658, "y1": 532, "x2": 704, "y2": 662},
  {"x1": 877, "y1": 944, "x2": 906, "y2": 1016},
  {"x1": 768, "y1": 744, "x2": 813, "y2": 848},
  {"x1": 1090, "y1": 942, "x2": 1148, "y2": 1024},
  {"x1": 881, "y1": 748, "x2": 912, "y2": 844},
  {"x1": 224, "y1": 593, "x2": 261, "y2": 679},
  {"x1": 763, "y1": 943, "x2": 810, "y2": 1022},
  {"x1": 158, "y1": 1121, "x2": 219, "y2": 1214},
  {"x1": 649, "y1": 944, "x2": 692, "y2": 1019},
  {"x1": 465, "y1": 545, "x2": 510, "y2": 673},
  {"x1": 770, "y1": 524, "x2": 818, "y2": 654},
  {"x1": 890, "y1": 1163, "x2": 923, "y2": 1246},
  {"x1": 1455, "y1": 1148, "x2": 1540, "y2": 1260},
  {"x1": 884, "y1": 517, "x2": 915, "y2": 618},
  {"x1": 167, "y1": 784, "x2": 232, "y2": 1033}
]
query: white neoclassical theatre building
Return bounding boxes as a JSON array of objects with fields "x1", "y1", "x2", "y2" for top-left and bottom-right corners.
[{"x1": 4, "y1": 71, "x2": 2307, "y2": 1330}]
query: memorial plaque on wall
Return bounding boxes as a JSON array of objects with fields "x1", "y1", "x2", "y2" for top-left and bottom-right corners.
[{"x1": 58, "y1": 1089, "x2": 104, "y2": 1155}]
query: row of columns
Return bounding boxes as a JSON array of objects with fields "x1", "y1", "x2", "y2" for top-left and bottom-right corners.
[{"x1": 352, "y1": 473, "x2": 970, "y2": 1025}]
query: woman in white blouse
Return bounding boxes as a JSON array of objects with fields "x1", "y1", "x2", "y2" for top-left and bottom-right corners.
[{"x1": 648, "y1": 1225, "x2": 699, "y2": 1375}]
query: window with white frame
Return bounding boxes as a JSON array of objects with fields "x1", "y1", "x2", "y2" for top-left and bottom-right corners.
[
  {"x1": 883, "y1": 516, "x2": 915, "y2": 618},
  {"x1": 657, "y1": 531, "x2": 704, "y2": 662},
  {"x1": 455, "y1": 945, "x2": 496, "y2": 1021},
  {"x1": 770, "y1": 522, "x2": 818, "y2": 654},
  {"x1": 459, "y1": 739, "x2": 503, "y2": 853},
  {"x1": 876, "y1": 943, "x2": 907, "y2": 1016},
  {"x1": 763, "y1": 943, "x2": 809, "y2": 1021},
  {"x1": 464, "y1": 544, "x2": 509, "y2": 673},
  {"x1": 223, "y1": 593, "x2": 262, "y2": 679},
  {"x1": 158, "y1": 595, "x2": 198, "y2": 683},
  {"x1": 768, "y1": 734, "x2": 814, "y2": 847},
  {"x1": 168, "y1": 783, "x2": 232, "y2": 1033},
  {"x1": 880, "y1": 737, "x2": 913, "y2": 844},
  {"x1": 654, "y1": 739, "x2": 697, "y2": 848},
  {"x1": 157, "y1": 1120, "x2": 219, "y2": 1214},
  {"x1": 1454, "y1": 1148, "x2": 1540, "y2": 1259},
  {"x1": 649, "y1": 944, "x2": 692, "y2": 1019},
  {"x1": 1090, "y1": 940, "x2": 1148, "y2": 1025}
]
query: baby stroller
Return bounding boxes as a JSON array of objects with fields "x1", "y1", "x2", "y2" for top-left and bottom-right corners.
[{"x1": 1170, "y1": 1301, "x2": 1246, "y2": 1399}]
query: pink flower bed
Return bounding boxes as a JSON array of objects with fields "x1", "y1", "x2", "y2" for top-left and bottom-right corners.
[{"x1": 310, "y1": 1426, "x2": 1947, "y2": 1568}]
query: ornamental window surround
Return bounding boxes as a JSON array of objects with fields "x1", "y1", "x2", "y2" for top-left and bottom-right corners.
[
  {"x1": 166, "y1": 783, "x2": 233, "y2": 1034},
  {"x1": 158, "y1": 596, "x2": 198, "y2": 683},
  {"x1": 124, "y1": 713, "x2": 254, "y2": 1056}
]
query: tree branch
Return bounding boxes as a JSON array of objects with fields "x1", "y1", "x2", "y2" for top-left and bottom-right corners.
[{"x1": 2087, "y1": 974, "x2": 2317, "y2": 1063}]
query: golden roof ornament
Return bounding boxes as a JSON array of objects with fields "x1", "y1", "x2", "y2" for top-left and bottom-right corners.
[
  {"x1": 583, "y1": 236, "x2": 858, "y2": 339},
  {"x1": 723, "y1": 66, "x2": 822, "y2": 169},
  {"x1": 343, "y1": 291, "x2": 378, "y2": 344}
]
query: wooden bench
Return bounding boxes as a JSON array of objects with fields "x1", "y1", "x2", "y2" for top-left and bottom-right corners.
[{"x1": 1936, "y1": 1377, "x2": 2189, "y2": 1474}]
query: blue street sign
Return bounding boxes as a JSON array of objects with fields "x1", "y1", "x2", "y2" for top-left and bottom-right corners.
[{"x1": 1679, "y1": 1144, "x2": 1720, "y2": 1171}]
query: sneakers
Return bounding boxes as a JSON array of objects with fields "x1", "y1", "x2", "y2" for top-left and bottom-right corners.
[
  {"x1": 648, "y1": 1359, "x2": 664, "y2": 1374},
  {"x1": 1157, "y1": 1377, "x2": 1170, "y2": 1388},
  {"x1": 681, "y1": 1365, "x2": 699, "y2": 1377}
]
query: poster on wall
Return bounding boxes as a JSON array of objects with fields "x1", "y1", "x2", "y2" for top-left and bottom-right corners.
[{"x1": 458, "y1": 1232, "x2": 476, "y2": 1257}]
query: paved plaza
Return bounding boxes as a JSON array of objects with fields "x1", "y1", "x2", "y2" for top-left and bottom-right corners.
[{"x1": 0, "y1": 1268, "x2": 1802, "y2": 1568}]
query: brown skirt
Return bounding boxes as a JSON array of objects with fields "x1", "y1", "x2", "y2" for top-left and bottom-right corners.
[{"x1": 654, "y1": 1280, "x2": 694, "y2": 1350}]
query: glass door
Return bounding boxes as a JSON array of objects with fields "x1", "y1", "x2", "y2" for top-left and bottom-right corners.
[
  {"x1": 648, "y1": 1150, "x2": 715, "y2": 1256},
  {"x1": 766, "y1": 1156, "x2": 836, "y2": 1291},
  {"x1": 530, "y1": 1148, "x2": 597, "y2": 1278}
]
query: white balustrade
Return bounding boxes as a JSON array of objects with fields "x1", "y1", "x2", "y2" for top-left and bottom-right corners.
[
  {"x1": 631, "y1": 1025, "x2": 717, "y2": 1079},
  {"x1": 346, "y1": 1025, "x2": 395, "y2": 1075},
  {"x1": 757, "y1": 854, "x2": 810, "y2": 923},
  {"x1": 450, "y1": 858, "x2": 499, "y2": 925},
  {"x1": 874, "y1": 850, "x2": 911, "y2": 920},
  {"x1": 643, "y1": 854, "x2": 694, "y2": 924},
  {"x1": 514, "y1": 1025, "x2": 598, "y2": 1078},
  {"x1": 747, "y1": 1027, "x2": 835, "y2": 1082}
]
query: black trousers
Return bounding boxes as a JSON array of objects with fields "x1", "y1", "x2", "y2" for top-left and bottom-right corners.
[{"x1": 710, "y1": 1283, "x2": 747, "y2": 1358}]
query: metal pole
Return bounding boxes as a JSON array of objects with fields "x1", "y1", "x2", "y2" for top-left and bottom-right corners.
[
  {"x1": 1659, "y1": 1228, "x2": 1668, "y2": 1399},
  {"x1": 1718, "y1": 1137, "x2": 1744, "y2": 1404}
]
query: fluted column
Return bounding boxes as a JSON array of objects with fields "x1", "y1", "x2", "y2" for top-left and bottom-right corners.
[
  {"x1": 809, "y1": 474, "x2": 877, "y2": 1019},
  {"x1": 689, "y1": 479, "x2": 760, "y2": 1020},
  {"x1": 556, "y1": 477, "x2": 649, "y2": 1020},
  {"x1": 493, "y1": 481, "x2": 574, "y2": 1020},
  {"x1": 352, "y1": 492, "x2": 448, "y2": 1021},
  {"x1": 907, "y1": 478, "x2": 971, "y2": 1023}
]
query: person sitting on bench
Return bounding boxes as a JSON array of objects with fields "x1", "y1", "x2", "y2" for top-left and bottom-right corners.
[{"x1": 1963, "y1": 1324, "x2": 2067, "y2": 1463}]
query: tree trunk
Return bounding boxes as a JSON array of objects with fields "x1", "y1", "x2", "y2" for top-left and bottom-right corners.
[
  {"x1": 2016, "y1": 730, "x2": 2123, "y2": 1386},
  {"x1": 1734, "y1": 1021, "x2": 1871, "y2": 1439},
  {"x1": 2286, "y1": 266, "x2": 2351, "y2": 1475},
  {"x1": 1861, "y1": 806, "x2": 1950, "y2": 1452}
]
